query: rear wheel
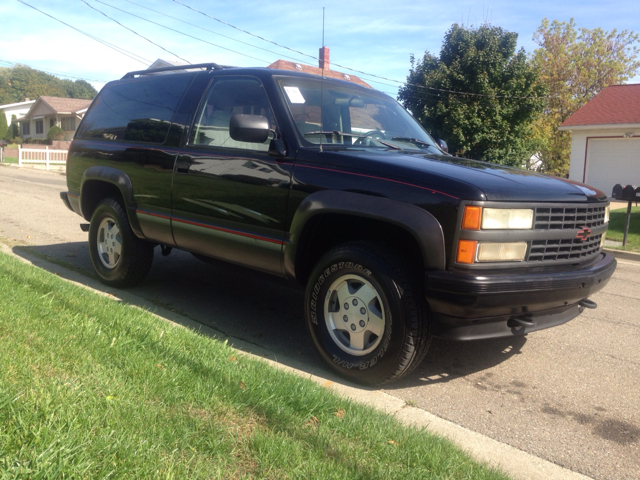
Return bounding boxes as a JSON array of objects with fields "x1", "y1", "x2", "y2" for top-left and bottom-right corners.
[
  {"x1": 305, "y1": 242, "x2": 430, "y2": 385},
  {"x1": 88, "y1": 198, "x2": 154, "y2": 287}
]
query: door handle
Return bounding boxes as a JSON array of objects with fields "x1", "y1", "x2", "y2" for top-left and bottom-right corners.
[{"x1": 175, "y1": 162, "x2": 190, "y2": 174}]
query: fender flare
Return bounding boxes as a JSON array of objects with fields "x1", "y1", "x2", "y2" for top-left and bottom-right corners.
[
  {"x1": 80, "y1": 166, "x2": 144, "y2": 238},
  {"x1": 284, "y1": 190, "x2": 446, "y2": 279}
]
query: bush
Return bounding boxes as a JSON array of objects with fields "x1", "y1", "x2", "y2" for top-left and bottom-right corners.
[
  {"x1": 23, "y1": 138, "x2": 49, "y2": 145},
  {"x1": 47, "y1": 125, "x2": 65, "y2": 141}
]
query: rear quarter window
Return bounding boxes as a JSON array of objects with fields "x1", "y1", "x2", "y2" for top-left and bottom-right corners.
[{"x1": 76, "y1": 74, "x2": 195, "y2": 144}]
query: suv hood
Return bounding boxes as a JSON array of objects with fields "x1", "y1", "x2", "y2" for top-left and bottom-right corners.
[{"x1": 334, "y1": 150, "x2": 608, "y2": 203}]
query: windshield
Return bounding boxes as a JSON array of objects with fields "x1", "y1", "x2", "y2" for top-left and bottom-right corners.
[{"x1": 277, "y1": 76, "x2": 440, "y2": 152}]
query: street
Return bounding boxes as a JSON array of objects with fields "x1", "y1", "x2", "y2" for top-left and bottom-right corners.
[{"x1": 1, "y1": 165, "x2": 638, "y2": 480}]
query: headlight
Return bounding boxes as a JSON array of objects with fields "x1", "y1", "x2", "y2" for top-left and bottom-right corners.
[
  {"x1": 604, "y1": 206, "x2": 610, "y2": 223},
  {"x1": 477, "y1": 242, "x2": 528, "y2": 262},
  {"x1": 462, "y1": 206, "x2": 534, "y2": 230},
  {"x1": 482, "y1": 208, "x2": 534, "y2": 229}
]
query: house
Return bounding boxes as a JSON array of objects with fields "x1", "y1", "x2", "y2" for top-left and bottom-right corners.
[
  {"x1": 559, "y1": 84, "x2": 640, "y2": 197},
  {"x1": 1, "y1": 99, "x2": 36, "y2": 126},
  {"x1": 18, "y1": 96, "x2": 93, "y2": 141},
  {"x1": 267, "y1": 47, "x2": 371, "y2": 88}
]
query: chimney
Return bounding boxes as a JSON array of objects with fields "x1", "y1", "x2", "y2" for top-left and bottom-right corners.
[{"x1": 319, "y1": 46, "x2": 330, "y2": 70}]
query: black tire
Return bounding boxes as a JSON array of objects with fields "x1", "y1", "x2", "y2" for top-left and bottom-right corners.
[
  {"x1": 88, "y1": 198, "x2": 154, "y2": 288},
  {"x1": 304, "y1": 242, "x2": 431, "y2": 386}
]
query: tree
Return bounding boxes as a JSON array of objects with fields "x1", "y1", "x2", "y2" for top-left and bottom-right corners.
[
  {"x1": 0, "y1": 65, "x2": 97, "y2": 104},
  {"x1": 531, "y1": 19, "x2": 640, "y2": 176},
  {"x1": 399, "y1": 24, "x2": 546, "y2": 166},
  {"x1": 61, "y1": 79, "x2": 98, "y2": 99},
  {"x1": 0, "y1": 112, "x2": 7, "y2": 140},
  {"x1": 4, "y1": 114, "x2": 19, "y2": 142}
]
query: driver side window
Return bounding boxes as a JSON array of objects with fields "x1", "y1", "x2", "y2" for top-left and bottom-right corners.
[{"x1": 191, "y1": 77, "x2": 275, "y2": 151}]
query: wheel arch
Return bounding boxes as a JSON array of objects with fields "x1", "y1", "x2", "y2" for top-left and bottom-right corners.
[
  {"x1": 80, "y1": 166, "x2": 144, "y2": 238},
  {"x1": 285, "y1": 190, "x2": 446, "y2": 285}
]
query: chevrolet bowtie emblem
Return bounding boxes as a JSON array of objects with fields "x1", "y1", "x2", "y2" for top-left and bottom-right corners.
[{"x1": 576, "y1": 227, "x2": 592, "y2": 241}]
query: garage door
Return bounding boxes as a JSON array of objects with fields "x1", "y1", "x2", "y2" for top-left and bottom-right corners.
[{"x1": 585, "y1": 138, "x2": 640, "y2": 197}]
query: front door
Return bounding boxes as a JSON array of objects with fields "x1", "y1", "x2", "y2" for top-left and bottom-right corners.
[{"x1": 171, "y1": 76, "x2": 291, "y2": 275}]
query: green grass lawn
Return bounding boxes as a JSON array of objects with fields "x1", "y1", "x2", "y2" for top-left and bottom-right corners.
[
  {"x1": 1, "y1": 156, "x2": 17, "y2": 164},
  {"x1": 0, "y1": 252, "x2": 508, "y2": 479},
  {"x1": 606, "y1": 206, "x2": 640, "y2": 252}
]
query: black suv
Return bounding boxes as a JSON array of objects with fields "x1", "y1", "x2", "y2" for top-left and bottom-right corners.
[{"x1": 61, "y1": 63, "x2": 616, "y2": 385}]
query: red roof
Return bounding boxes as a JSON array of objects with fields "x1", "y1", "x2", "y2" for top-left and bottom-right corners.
[
  {"x1": 267, "y1": 60, "x2": 371, "y2": 88},
  {"x1": 560, "y1": 84, "x2": 640, "y2": 127}
]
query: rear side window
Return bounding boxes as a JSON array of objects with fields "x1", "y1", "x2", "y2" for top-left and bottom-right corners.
[{"x1": 76, "y1": 74, "x2": 194, "y2": 144}]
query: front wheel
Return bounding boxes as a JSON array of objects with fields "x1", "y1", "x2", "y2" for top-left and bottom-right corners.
[
  {"x1": 305, "y1": 242, "x2": 431, "y2": 385},
  {"x1": 88, "y1": 198, "x2": 154, "y2": 288}
]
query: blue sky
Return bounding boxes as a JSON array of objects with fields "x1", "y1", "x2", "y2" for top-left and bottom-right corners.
[{"x1": 1, "y1": 0, "x2": 639, "y2": 96}]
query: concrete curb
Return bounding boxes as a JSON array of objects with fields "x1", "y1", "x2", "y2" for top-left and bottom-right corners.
[
  {"x1": 603, "y1": 248, "x2": 640, "y2": 262},
  {"x1": 0, "y1": 242, "x2": 592, "y2": 480}
]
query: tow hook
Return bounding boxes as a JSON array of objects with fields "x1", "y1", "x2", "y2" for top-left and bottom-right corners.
[
  {"x1": 579, "y1": 298, "x2": 597, "y2": 309},
  {"x1": 508, "y1": 316, "x2": 536, "y2": 328}
]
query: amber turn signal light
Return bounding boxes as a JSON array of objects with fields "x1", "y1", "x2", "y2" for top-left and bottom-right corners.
[
  {"x1": 462, "y1": 206, "x2": 482, "y2": 230},
  {"x1": 456, "y1": 240, "x2": 478, "y2": 264}
]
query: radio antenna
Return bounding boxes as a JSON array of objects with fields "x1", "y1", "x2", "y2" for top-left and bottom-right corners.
[{"x1": 319, "y1": 6, "x2": 325, "y2": 153}]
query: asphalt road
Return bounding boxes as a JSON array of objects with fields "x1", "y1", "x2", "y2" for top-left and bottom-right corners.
[{"x1": 1, "y1": 165, "x2": 638, "y2": 480}]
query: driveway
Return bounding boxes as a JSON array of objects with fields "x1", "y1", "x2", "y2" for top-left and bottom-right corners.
[{"x1": 1, "y1": 165, "x2": 638, "y2": 480}]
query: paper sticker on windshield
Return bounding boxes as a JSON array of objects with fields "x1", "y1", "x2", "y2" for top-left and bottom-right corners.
[{"x1": 284, "y1": 86, "x2": 305, "y2": 104}]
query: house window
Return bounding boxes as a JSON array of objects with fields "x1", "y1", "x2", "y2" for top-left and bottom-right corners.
[
  {"x1": 61, "y1": 117, "x2": 76, "y2": 131},
  {"x1": 21, "y1": 122, "x2": 30, "y2": 136},
  {"x1": 35, "y1": 120, "x2": 43, "y2": 134},
  {"x1": 50, "y1": 119, "x2": 55, "y2": 128}
]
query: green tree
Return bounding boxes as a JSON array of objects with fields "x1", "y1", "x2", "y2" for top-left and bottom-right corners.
[
  {"x1": 4, "y1": 114, "x2": 19, "y2": 142},
  {"x1": 0, "y1": 65, "x2": 97, "y2": 104},
  {"x1": 399, "y1": 23, "x2": 546, "y2": 166},
  {"x1": 0, "y1": 112, "x2": 7, "y2": 140},
  {"x1": 531, "y1": 19, "x2": 640, "y2": 176},
  {"x1": 61, "y1": 79, "x2": 98, "y2": 99}
]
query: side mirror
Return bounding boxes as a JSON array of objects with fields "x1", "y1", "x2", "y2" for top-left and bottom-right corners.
[
  {"x1": 229, "y1": 114, "x2": 270, "y2": 143},
  {"x1": 437, "y1": 139, "x2": 448, "y2": 153}
]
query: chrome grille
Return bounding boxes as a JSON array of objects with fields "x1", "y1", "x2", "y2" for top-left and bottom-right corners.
[
  {"x1": 534, "y1": 206, "x2": 606, "y2": 230},
  {"x1": 527, "y1": 234, "x2": 602, "y2": 262}
]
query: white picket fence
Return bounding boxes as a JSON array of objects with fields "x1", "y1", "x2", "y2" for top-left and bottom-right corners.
[{"x1": 18, "y1": 146, "x2": 67, "y2": 170}]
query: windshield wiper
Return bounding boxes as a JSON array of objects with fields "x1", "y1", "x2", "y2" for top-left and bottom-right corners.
[
  {"x1": 304, "y1": 130, "x2": 355, "y2": 137},
  {"x1": 391, "y1": 137, "x2": 435, "y2": 148},
  {"x1": 304, "y1": 131, "x2": 402, "y2": 150}
]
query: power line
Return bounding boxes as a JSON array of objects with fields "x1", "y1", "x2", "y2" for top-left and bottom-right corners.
[
  {"x1": 170, "y1": 0, "x2": 547, "y2": 101},
  {"x1": 172, "y1": 0, "x2": 318, "y2": 61},
  {"x1": 92, "y1": 0, "x2": 268, "y2": 64},
  {"x1": 18, "y1": 0, "x2": 547, "y2": 103},
  {"x1": 122, "y1": 0, "x2": 309, "y2": 64},
  {"x1": 80, "y1": 0, "x2": 191, "y2": 65},
  {"x1": 16, "y1": 0, "x2": 150, "y2": 66},
  {"x1": 0, "y1": 59, "x2": 108, "y2": 83}
]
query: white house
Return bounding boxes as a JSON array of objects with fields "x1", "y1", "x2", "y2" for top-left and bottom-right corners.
[
  {"x1": 0, "y1": 99, "x2": 36, "y2": 126},
  {"x1": 559, "y1": 84, "x2": 640, "y2": 197},
  {"x1": 17, "y1": 96, "x2": 92, "y2": 141}
]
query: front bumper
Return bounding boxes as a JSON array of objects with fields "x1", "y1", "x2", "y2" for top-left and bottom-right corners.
[{"x1": 425, "y1": 252, "x2": 616, "y2": 340}]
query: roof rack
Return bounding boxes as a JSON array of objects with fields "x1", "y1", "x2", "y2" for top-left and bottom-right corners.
[{"x1": 122, "y1": 63, "x2": 235, "y2": 79}]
